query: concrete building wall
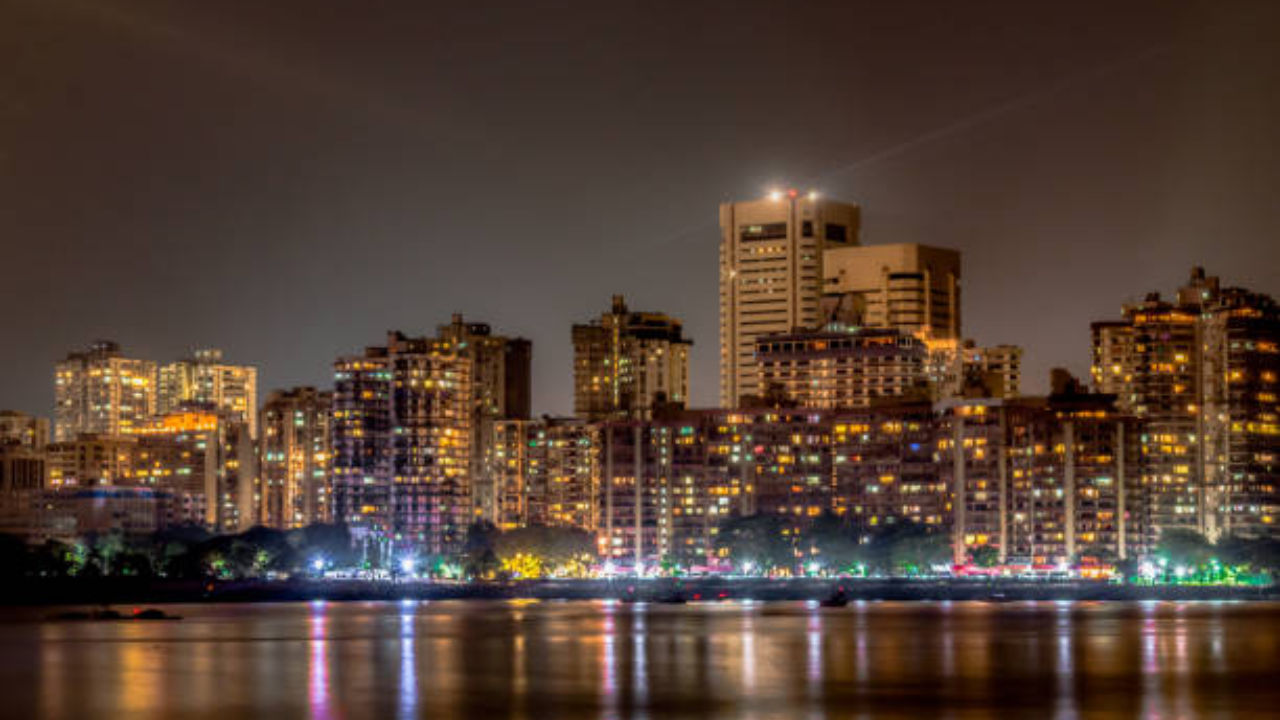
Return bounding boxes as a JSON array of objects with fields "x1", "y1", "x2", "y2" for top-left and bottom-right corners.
[
  {"x1": 720, "y1": 193, "x2": 861, "y2": 407},
  {"x1": 823, "y1": 243, "x2": 961, "y2": 341}
]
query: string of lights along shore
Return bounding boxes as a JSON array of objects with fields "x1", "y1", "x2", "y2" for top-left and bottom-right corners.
[{"x1": 2, "y1": 189, "x2": 1277, "y2": 576}]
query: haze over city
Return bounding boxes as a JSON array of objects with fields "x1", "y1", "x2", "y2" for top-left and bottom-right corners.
[{"x1": 4, "y1": 0, "x2": 1280, "y2": 418}]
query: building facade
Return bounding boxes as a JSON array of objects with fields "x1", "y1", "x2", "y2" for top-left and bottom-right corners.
[
  {"x1": 487, "y1": 417, "x2": 598, "y2": 531},
  {"x1": 158, "y1": 349, "x2": 259, "y2": 437},
  {"x1": 129, "y1": 410, "x2": 257, "y2": 531},
  {"x1": 720, "y1": 192, "x2": 861, "y2": 407},
  {"x1": 332, "y1": 331, "x2": 476, "y2": 554},
  {"x1": 823, "y1": 243, "x2": 961, "y2": 341},
  {"x1": 54, "y1": 341, "x2": 157, "y2": 441},
  {"x1": 259, "y1": 387, "x2": 333, "y2": 529},
  {"x1": 938, "y1": 392, "x2": 1145, "y2": 565},
  {"x1": 1091, "y1": 268, "x2": 1280, "y2": 540},
  {"x1": 755, "y1": 326, "x2": 931, "y2": 409},
  {"x1": 573, "y1": 295, "x2": 691, "y2": 420}
]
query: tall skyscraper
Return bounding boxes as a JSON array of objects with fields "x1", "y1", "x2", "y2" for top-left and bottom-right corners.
[
  {"x1": 823, "y1": 243, "x2": 961, "y2": 341},
  {"x1": 719, "y1": 191, "x2": 861, "y2": 407},
  {"x1": 54, "y1": 341, "x2": 157, "y2": 441},
  {"x1": 1092, "y1": 267, "x2": 1280, "y2": 540},
  {"x1": 158, "y1": 349, "x2": 259, "y2": 437},
  {"x1": 573, "y1": 295, "x2": 691, "y2": 420},
  {"x1": 259, "y1": 387, "x2": 333, "y2": 529}
]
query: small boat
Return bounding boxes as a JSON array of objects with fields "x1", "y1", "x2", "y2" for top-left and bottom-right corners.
[{"x1": 820, "y1": 587, "x2": 850, "y2": 608}]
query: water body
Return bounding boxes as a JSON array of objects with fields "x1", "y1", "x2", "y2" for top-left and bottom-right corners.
[{"x1": 1, "y1": 600, "x2": 1277, "y2": 719}]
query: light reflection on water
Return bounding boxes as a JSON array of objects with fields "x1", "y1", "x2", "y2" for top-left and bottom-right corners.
[{"x1": 5, "y1": 600, "x2": 1280, "y2": 719}]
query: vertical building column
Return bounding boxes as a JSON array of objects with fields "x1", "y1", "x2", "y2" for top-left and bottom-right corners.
[
  {"x1": 951, "y1": 412, "x2": 966, "y2": 565},
  {"x1": 1064, "y1": 420, "x2": 1076, "y2": 561},
  {"x1": 633, "y1": 424, "x2": 643, "y2": 572},
  {"x1": 923, "y1": 267, "x2": 933, "y2": 338},
  {"x1": 947, "y1": 272, "x2": 959, "y2": 340},
  {"x1": 603, "y1": 425, "x2": 614, "y2": 560},
  {"x1": 1193, "y1": 317, "x2": 1209, "y2": 538},
  {"x1": 997, "y1": 407, "x2": 1009, "y2": 564},
  {"x1": 1116, "y1": 422, "x2": 1127, "y2": 560}
]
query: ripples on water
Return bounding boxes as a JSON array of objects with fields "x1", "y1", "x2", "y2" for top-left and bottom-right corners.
[{"x1": 2, "y1": 600, "x2": 1278, "y2": 719}]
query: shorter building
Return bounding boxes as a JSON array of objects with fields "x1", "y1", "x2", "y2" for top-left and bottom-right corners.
[
  {"x1": 0, "y1": 444, "x2": 47, "y2": 534},
  {"x1": 833, "y1": 400, "x2": 947, "y2": 529},
  {"x1": 20, "y1": 487, "x2": 175, "y2": 544},
  {"x1": 926, "y1": 339, "x2": 1024, "y2": 400},
  {"x1": 939, "y1": 386, "x2": 1145, "y2": 566},
  {"x1": 486, "y1": 417, "x2": 598, "y2": 531},
  {"x1": 596, "y1": 408, "x2": 832, "y2": 571},
  {"x1": 46, "y1": 434, "x2": 139, "y2": 488},
  {"x1": 755, "y1": 326, "x2": 930, "y2": 409},
  {"x1": 823, "y1": 243, "x2": 961, "y2": 341},
  {"x1": 0, "y1": 411, "x2": 50, "y2": 450}
]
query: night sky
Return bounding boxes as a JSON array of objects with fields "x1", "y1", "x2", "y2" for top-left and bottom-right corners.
[{"x1": 4, "y1": 0, "x2": 1279, "y2": 418}]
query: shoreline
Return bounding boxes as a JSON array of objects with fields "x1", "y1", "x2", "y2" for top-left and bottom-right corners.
[{"x1": 4, "y1": 578, "x2": 1277, "y2": 606}]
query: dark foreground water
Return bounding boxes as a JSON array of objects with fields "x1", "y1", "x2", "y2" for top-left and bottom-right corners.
[{"x1": 2, "y1": 600, "x2": 1278, "y2": 719}]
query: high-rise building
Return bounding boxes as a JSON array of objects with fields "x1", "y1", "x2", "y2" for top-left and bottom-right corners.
[
  {"x1": 1091, "y1": 268, "x2": 1280, "y2": 540},
  {"x1": 755, "y1": 326, "x2": 930, "y2": 409},
  {"x1": 54, "y1": 341, "x2": 157, "y2": 441},
  {"x1": 332, "y1": 331, "x2": 474, "y2": 554},
  {"x1": 720, "y1": 192, "x2": 861, "y2": 407},
  {"x1": 158, "y1": 349, "x2": 259, "y2": 437},
  {"x1": 823, "y1": 243, "x2": 961, "y2": 341},
  {"x1": 436, "y1": 314, "x2": 532, "y2": 423},
  {"x1": 331, "y1": 350, "x2": 393, "y2": 540},
  {"x1": 573, "y1": 295, "x2": 691, "y2": 420},
  {"x1": 0, "y1": 411, "x2": 50, "y2": 450},
  {"x1": 259, "y1": 387, "x2": 333, "y2": 529}
]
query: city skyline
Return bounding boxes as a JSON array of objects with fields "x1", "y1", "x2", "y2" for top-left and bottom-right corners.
[
  {"x1": 4, "y1": 0, "x2": 1280, "y2": 419},
  {"x1": 12, "y1": 228, "x2": 1277, "y2": 422}
]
